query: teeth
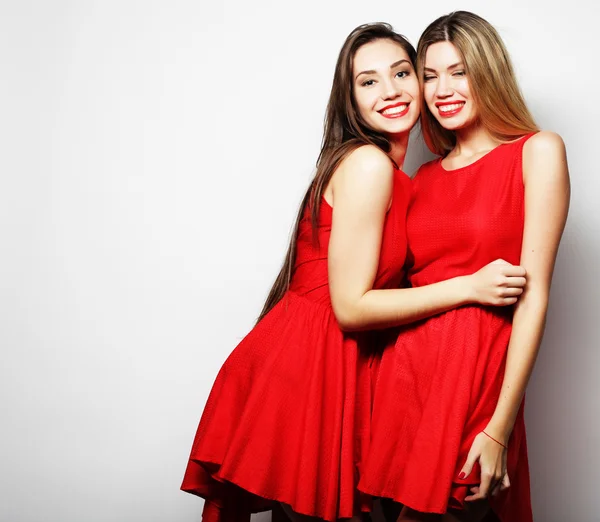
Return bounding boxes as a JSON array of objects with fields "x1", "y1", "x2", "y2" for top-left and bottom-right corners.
[
  {"x1": 382, "y1": 104, "x2": 407, "y2": 115},
  {"x1": 439, "y1": 103, "x2": 464, "y2": 113}
]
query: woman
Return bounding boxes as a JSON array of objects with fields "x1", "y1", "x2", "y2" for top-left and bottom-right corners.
[
  {"x1": 181, "y1": 22, "x2": 526, "y2": 522},
  {"x1": 359, "y1": 11, "x2": 570, "y2": 522}
]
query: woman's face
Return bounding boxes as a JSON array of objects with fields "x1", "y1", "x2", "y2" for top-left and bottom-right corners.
[
  {"x1": 422, "y1": 41, "x2": 478, "y2": 131},
  {"x1": 353, "y1": 39, "x2": 420, "y2": 137}
]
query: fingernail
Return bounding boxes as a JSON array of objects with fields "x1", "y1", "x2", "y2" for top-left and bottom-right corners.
[{"x1": 458, "y1": 472, "x2": 465, "y2": 480}]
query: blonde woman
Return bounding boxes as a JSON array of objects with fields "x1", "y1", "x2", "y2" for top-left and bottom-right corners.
[{"x1": 359, "y1": 11, "x2": 570, "y2": 522}]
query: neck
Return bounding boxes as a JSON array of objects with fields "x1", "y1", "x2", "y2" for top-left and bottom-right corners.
[
  {"x1": 453, "y1": 122, "x2": 500, "y2": 156},
  {"x1": 389, "y1": 132, "x2": 409, "y2": 169}
]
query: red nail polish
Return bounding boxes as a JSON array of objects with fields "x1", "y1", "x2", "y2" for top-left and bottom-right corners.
[{"x1": 458, "y1": 472, "x2": 465, "y2": 480}]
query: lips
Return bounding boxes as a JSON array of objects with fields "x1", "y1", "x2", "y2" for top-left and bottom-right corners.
[
  {"x1": 435, "y1": 101, "x2": 465, "y2": 118},
  {"x1": 379, "y1": 102, "x2": 410, "y2": 119}
]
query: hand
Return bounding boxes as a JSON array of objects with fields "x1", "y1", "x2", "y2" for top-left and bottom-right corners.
[
  {"x1": 459, "y1": 431, "x2": 510, "y2": 501},
  {"x1": 468, "y1": 259, "x2": 526, "y2": 306}
]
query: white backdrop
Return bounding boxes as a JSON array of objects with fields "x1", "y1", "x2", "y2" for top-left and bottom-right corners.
[{"x1": 0, "y1": 1, "x2": 598, "y2": 521}]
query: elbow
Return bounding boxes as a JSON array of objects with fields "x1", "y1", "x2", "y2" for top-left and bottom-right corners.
[{"x1": 332, "y1": 306, "x2": 364, "y2": 332}]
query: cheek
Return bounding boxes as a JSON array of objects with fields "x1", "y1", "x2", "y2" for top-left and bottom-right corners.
[
  {"x1": 458, "y1": 79, "x2": 472, "y2": 99},
  {"x1": 407, "y1": 79, "x2": 421, "y2": 101},
  {"x1": 423, "y1": 84, "x2": 436, "y2": 106},
  {"x1": 355, "y1": 91, "x2": 376, "y2": 119},
  {"x1": 460, "y1": 85, "x2": 477, "y2": 116},
  {"x1": 467, "y1": 104, "x2": 479, "y2": 122}
]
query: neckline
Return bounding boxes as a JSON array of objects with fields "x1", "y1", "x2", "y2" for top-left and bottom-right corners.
[
  {"x1": 439, "y1": 142, "x2": 509, "y2": 173},
  {"x1": 437, "y1": 132, "x2": 536, "y2": 173}
]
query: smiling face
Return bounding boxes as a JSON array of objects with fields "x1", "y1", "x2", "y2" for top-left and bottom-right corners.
[
  {"x1": 422, "y1": 41, "x2": 478, "y2": 131},
  {"x1": 352, "y1": 38, "x2": 420, "y2": 137}
]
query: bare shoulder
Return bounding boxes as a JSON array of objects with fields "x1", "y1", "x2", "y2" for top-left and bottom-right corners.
[
  {"x1": 338, "y1": 145, "x2": 393, "y2": 180},
  {"x1": 524, "y1": 131, "x2": 566, "y2": 159},
  {"x1": 343, "y1": 144, "x2": 393, "y2": 167},
  {"x1": 523, "y1": 131, "x2": 569, "y2": 184},
  {"x1": 329, "y1": 144, "x2": 394, "y2": 206}
]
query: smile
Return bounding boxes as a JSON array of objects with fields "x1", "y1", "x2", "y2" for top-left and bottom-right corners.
[
  {"x1": 379, "y1": 103, "x2": 410, "y2": 119},
  {"x1": 436, "y1": 102, "x2": 465, "y2": 117}
]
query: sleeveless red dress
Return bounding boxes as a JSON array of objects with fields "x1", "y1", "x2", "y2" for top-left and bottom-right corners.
[
  {"x1": 359, "y1": 136, "x2": 535, "y2": 522},
  {"x1": 181, "y1": 168, "x2": 412, "y2": 522}
]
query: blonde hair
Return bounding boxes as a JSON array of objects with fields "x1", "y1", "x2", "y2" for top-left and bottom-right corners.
[{"x1": 417, "y1": 11, "x2": 538, "y2": 156}]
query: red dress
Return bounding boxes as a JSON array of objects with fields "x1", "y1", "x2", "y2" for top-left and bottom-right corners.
[
  {"x1": 359, "y1": 136, "x2": 535, "y2": 522},
  {"x1": 182, "y1": 168, "x2": 412, "y2": 522}
]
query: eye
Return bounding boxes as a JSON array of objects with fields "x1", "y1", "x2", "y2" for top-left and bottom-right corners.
[
  {"x1": 361, "y1": 79, "x2": 376, "y2": 87},
  {"x1": 395, "y1": 70, "x2": 410, "y2": 79},
  {"x1": 423, "y1": 75, "x2": 436, "y2": 82},
  {"x1": 453, "y1": 70, "x2": 466, "y2": 77}
]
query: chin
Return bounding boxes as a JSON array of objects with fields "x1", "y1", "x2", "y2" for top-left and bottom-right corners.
[
  {"x1": 437, "y1": 118, "x2": 469, "y2": 131},
  {"x1": 385, "y1": 118, "x2": 418, "y2": 135},
  {"x1": 387, "y1": 123, "x2": 413, "y2": 134},
  {"x1": 438, "y1": 121, "x2": 463, "y2": 131},
  {"x1": 439, "y1": 112, "x2": 478, "y2": 132}
]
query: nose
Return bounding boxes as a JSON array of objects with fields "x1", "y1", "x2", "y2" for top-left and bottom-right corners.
[
  {"x1": 382, "y1": 77, "x2": 401, "y2": 100},
  {"x1": 435, "y1": 74, "x2": 453, "y2": 98}
]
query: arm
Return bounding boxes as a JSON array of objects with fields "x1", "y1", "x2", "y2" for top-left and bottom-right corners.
[
  {"x1": 488, "y1": 132, "x2": 570, "y2": 437},
  {"x1": 462, "y1": 131, "x2": 571, "y2": 500},
  {"x1": 328, "y1": 145, "x2": 526, "y2": 332}
]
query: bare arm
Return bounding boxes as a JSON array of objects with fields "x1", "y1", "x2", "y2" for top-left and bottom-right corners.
[
  {"x1": 486, "y1": 131, "x2": 570, "y2": 440},
  {"x1": 328, "y1": 145, "x2": 526, "y2": 332},
  {"x1": 462, "y1": 131, "x2": 570, "y2": 501}
]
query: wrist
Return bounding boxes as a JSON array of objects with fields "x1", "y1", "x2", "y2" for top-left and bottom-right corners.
[
  {"x1": 482, "y1": 430, "x2": 507, "y2": 449},
  {"x1": 484, "y1": 420, "x2": 513, "y2": 445},
  {"x1": 456, "y1": 275, "x2": 475, "y2": 305}
]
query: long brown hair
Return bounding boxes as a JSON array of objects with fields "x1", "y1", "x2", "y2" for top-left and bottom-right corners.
[
  {"x1": 417, "y1": 11, "x2": 538, "y2": 156},
  {"x1": 257, "y1": 23, "x2": 416, "y2": 322}
]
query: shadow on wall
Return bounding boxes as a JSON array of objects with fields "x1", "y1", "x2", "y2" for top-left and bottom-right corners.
[
  {"x1": 526, "y1": 222, "x2": 597, "y2": 520},
  {"x1": 405, "y1": 123, "x2": 436, "y2": 177}
]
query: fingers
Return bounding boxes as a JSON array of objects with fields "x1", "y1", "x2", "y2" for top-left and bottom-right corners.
[
  {"x1": 502, "y1": 287, "x2": 524, "y2": 297},
  {"x1": 465, "y1": 471, "x2": 493, "y2": 502},
  {"x1": 490, "y1": 296, "x2": 518, "y2": 307},
  {"x1": 491, "y1": 282, "x2": 525, "y2": 306},
  {"x1": 479, "y1": 471, "x2": 494, "y2": 499},
  {"x1": 501, "y1": 264, "x2": 527, "y2": 277},
  {"x1": 491, "y1": 259, "x2": 527, "y2": 277},
  {"x1": 498, "y1": 275, "x2": 527, "y2": 303},
  {"x1": 458, "y1": 448, "x2": 478, "y2": 481},
  {"x1": 491, "y1": 473, "x2": 511, "y2": 497},
  {"x1": 505, "y1": 276, "x2": 527, "y2": 288}
]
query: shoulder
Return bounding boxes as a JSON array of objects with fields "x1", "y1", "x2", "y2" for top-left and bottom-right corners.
[
  {"x1": 333, "y1": 144, "x2": 394, "y2": 193},
  {"x1": 339, "y1": 144, "x2": 394, "y2": 177},
  {"x1": 522, "y1": 131, "x2": 569, "y2": 185},
  {"x1": 524, "y1": 131, "x2": 565, "y2": 154}
]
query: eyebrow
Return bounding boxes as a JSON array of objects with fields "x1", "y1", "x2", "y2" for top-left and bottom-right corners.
[
  {"x1": 423, "y1": 61, "x2": 465, "y2": 72},
  {"x1": 355, "y1": 59, "x2": 410, "y2": 80}
]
